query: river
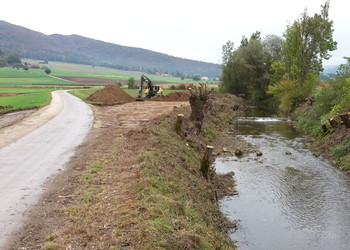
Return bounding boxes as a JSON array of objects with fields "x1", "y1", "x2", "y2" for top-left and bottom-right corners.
[{"x1": 216, "y1": 117, "x2": 350, "y2": 250}]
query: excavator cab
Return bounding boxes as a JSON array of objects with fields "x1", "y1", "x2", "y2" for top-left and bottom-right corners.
[{"x1": 137, "y1": 75, "x2": 163, "y2": 100}]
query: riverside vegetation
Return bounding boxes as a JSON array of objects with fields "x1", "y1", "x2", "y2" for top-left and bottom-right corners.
[{"x1": 220, "y1": 1, "x2": 349, "y2": 170}]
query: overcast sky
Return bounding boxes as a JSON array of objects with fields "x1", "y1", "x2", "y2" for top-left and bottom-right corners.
[{"x1": 1, "y1": 0, "x2": 349, "y2": 66}]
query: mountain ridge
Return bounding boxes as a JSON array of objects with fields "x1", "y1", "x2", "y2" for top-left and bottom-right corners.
[{"x1": 0, "y1": 20, "x2": 220, "y2": 78}]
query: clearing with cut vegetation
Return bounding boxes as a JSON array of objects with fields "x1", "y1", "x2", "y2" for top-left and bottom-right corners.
[{"x1": 3, "y1": 86, "x2": 244, "y2": 249}]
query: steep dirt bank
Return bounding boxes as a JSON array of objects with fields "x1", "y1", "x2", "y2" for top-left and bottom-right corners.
[{"x1": 9, "y1": 93, "x2": 247, "y2": 249}]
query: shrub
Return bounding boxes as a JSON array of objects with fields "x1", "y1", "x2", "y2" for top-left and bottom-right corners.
[
  {"x1": 128, "y1": 77, "x2": 135, "y2": 89},
  {"x1": 178, "y1": 83, "x2": 186, "y2": 90}
]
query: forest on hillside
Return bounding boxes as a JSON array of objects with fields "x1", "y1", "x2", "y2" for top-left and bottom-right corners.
[{"x1": 0, "y1": 21, "x2": 220, "y2": 79}]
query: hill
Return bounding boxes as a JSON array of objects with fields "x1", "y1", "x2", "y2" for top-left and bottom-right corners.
[{"x1": 0, "y1": 20, "x2": 221, "y2": 78}]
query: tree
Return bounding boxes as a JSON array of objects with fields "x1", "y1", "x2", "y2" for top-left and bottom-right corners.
[
  {"x1": 192, "y1": 74, "x2": 201, "y2": 81},
  {"x1": 221, "y1": 41, "x2": 234, "y2": 65},
  {"x1": 6, "y1": 54, "x2": 21, "y2": 65},
  {"x1": 220, "y1": 32, "x2": 274, "y2": 104},
  {"x1": 284, "y1": 0, "x2": 336, "y2": 84},
  {"x1": 263, "y1": 35, "x2": 284, "y2": 63},
  {"x1": 128, "y1": 77, "x2": 135, "y2": 89},
  {"x1": 268, "y1": 0, "x2": 337, "y2": 112},
  {"x1": 45, "y1": 68, "x2": 51, "y2": 75}
]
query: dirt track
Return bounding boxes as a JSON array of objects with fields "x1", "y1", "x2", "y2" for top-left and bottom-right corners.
[
  {"x1": 2, "y1": 91, "x2": 189, "y2": 248},
  {"x1": 0, "y1": 91, "x2": 93, "y2": 248}
]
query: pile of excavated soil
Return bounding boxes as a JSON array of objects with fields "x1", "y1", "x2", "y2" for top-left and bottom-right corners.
[
  {"x1": 87, "y1": 85, "x2": 134, "y2": 104},
  {"x1": 150, "y1": 91, "x2": 189, "y2": 102}
]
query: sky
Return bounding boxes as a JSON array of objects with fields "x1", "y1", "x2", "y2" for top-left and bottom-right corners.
[{"x1": 1, "y1": 0, "x2": 349, "y2": 66}]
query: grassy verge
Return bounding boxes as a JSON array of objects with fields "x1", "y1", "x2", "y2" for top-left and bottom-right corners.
[
  {"x1": 132, "y1": 93, "x2": 243, "y2": 248},
  {"x1": 0, "y1": 87, "x2": 54, "y2": 113},
  {"x1": 69, "y1": 88, "x2": 100, "y2": 100},
  {"x1": 296, "y1": 104, "x2": 350, "y2": 170}
]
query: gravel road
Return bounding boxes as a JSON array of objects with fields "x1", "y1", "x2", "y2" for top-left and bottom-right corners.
[{"x1": 0, "y1": 91, "x2": 93, "y2": 248}]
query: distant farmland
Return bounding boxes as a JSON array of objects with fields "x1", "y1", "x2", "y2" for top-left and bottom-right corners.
[{"x1": 0, "y1": 61, "x2": 219, "y2": 87}]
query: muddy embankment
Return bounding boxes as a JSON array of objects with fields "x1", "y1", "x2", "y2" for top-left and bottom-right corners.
[{"x1": 10, "y1": 86, "x2": 246, "y2": 249}]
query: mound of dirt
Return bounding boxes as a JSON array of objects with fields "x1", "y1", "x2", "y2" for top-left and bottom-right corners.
[
  {"x1": 87, "y1": 85, "x2": 134, "y2": 104},
  {"x1": 150, "y1": 92, "x2": 189, "y2": 102}
]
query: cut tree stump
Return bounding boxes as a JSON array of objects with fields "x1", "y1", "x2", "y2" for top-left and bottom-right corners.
[{"x1": 340, "y1": 112, "x2": 350, "y2": 128}]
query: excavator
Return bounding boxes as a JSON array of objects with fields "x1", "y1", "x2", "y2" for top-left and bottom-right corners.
[{"x1": 136, "y1": 74, "x2": 163, "y2": 100}]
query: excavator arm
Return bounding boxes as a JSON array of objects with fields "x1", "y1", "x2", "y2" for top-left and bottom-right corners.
[
  {"x1": 137, "y1": 74, "x2": 162, "y2": 98},
  {"x1": 138, "y1": 75, "x2": 152, "y2": 98}
]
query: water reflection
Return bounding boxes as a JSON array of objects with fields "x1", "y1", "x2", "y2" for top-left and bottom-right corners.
[{"x1": 217, "y1": 118, "x2": 350, "y2": 250}]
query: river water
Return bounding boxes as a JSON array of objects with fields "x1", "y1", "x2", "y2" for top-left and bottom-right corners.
[{"x1": 216, "y1": 118, "x2": 350, "y2": 250}]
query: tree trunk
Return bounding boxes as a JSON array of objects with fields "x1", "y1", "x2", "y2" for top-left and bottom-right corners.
[{"x1": 340, "y1": 112, "x2": 350, "y2": 128}]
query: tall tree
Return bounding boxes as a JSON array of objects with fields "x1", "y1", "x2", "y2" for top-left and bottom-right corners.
[
  {"x1": 221, "y1": 32, "x2": 276, "y2": 104},
  {"x1": 268, "y1": 0, "x2": 337, "y2": 112},
  {"x1": 282, "y1": 0, "x2": 336, "y2": 84}
]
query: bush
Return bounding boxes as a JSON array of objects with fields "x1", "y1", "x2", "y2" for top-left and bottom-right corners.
[
  {"x1": 45, "y1": 68, "x2": 51, "y2": 75},
  {"x1": 268, "y1": 79, "x2": 312, "y2": 113},
  {"x1": 178, "y1": 84, "x2": 187, "y2": 90},
  {"x1": 128, "y1": 77, "x2": 135, "y2": 89}
]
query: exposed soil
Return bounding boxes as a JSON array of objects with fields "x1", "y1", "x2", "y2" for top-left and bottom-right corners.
[
  {"x1": 0, "y1": 110, "x2": 36, "y2": 128},
  {"x1": 86, "y1": 84, "x2": 134, "y2": 104},
  {"x1": 0, "y1": 93, "x2": 17, "y2": 97},
  {"x1": 8, "y1": 100, "x2": 190, "y2": 249},
  {"x1": 58, "y1": 76, "x2": 117, "y2": 85},
  {"x1": 7, "y1": 91, "x2": 245, "y2": 249},
  {"x1": 149, "y1": 91, "x2": 189, "y2": 102}
]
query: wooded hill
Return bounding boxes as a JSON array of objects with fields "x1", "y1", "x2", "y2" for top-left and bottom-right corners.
[{"x1": 0, "y1": 20, "x2": 220, "y2": 78}]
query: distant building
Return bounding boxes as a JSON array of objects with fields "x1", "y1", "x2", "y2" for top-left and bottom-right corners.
[
  {"x1": 200, "y1": 76, "x2": 209, "y2": 81},
  {"x1": 24, "y1": 62, "x2": 40, "y2": 68}
]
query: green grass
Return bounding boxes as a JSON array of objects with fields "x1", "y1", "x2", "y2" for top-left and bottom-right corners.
[
  {"x1": 2, "y1": 61, "x2": 219, "y2": 87},
  {"x1": 69, "y1": 88, "x2": 100, "y2": 100},
  {"x1": 46, "y1": 61, "x2": 218, "y2": 84},
  {"x1": 0, "y1": 67, "x2": 69, "y2": 86},
  {"x1": 0, "y1": 87, "x2": 54, "y2": 112}
]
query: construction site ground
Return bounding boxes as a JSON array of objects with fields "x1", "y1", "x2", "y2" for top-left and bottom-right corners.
[{"x1": 7, "y1": 98, "x2": 190, "y2": 249}]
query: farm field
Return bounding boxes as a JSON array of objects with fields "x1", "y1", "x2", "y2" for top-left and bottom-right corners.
[
  {"x1": 45, "y1": 61, "x2": 218, "y2": 85},
  {"x1": 0, "y1": 67, "x2": 69, "y2": 86},
  {"x1": 1, "y1": 61, "x2": 219, "y2": 87},
  {"x1": 0, "y1": 60, "x2": 214, "y2": 113},
  {"x1": 0, "y1": 87, "x2": 54, "y2": 113}
]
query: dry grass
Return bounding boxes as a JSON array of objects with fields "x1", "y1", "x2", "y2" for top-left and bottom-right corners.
[{"x1": 10, "y1": 93, "x2": 244, "y2": 249}]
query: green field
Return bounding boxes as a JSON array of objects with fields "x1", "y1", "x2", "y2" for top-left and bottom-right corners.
[
  {"x1": 0, "y1": 67, "x2": 70, "y2": 86},
  {"x1": 0, "y1": 60, "x2": 203, "y2": 112},
  {"x1": 0, "y1": 87, "x2": 54, "y2": 113},
  {"x1": 46, "y1": 61, "x2": 218, "y2": 84},
  {"x1": 1, "y1": 61, "x2": 219, "y2": 86}
]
